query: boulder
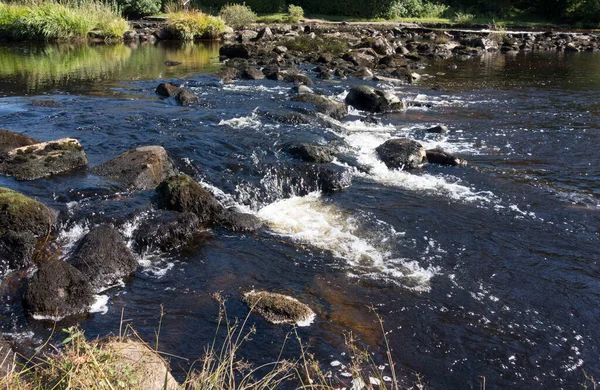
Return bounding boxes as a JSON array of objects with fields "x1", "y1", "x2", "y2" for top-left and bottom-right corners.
[
  {"x1": 219, "y1": 44, "x2": 250, "y2": 59},
  {"x1": 218, "y1": 209, "x2": 263, "y2": 232},
  {"x1": 426, "y1": 150, "x2": 467, "y2": 166},
  {"x1": 290, "y1": 85, "x2": 314, "y2": 95},
  {"x1": 240, "y1": 67, "x2": 265, "y2": 80},
  {"x1": 353, "y1": 66, "x2": 373, "y2": 80},
  {"x1": 426, "y1": 124, "x2": 449, "y2": 134},
  {"x1": 0, "y1": 337, "x2": 15, "y2": 378},
  {"x1": 156, "y1": 174, "x2": 223, "y2": 224},
  {"x1": 342, "y1": 51, "x2": 377, "y2": 68},
  {"x1": 0, "y1": 138, "x2": 88, "y2": 180},
  {"x1": 90, "y1": 146, "x2": 177, "y2": 191},
  {"x1": 286, "y1": 143, "x2": 334, "y2": 163},
  {"x1": 155, "y1": 83, "x2": 181, "y2": 98},
  {"x1": 255, "y1": 27, "x2": 274, "y2": 41},
  {"x1": 313, "y1": 164, "x2": 352, "y2": 193},
  {"x1": 242, "y1": 290, "x2": 315, "y2": 326},
  {"x1": 102, "y1": 340, "x2": 179, "y2": 390},
  {"x1": 133, "y1": 211, "x2": 200, "y2": 253},
  {"x1": 345, "y1": 85, "x2": 406, "y2": 113},
  {"x1": 215, "y1": 66, "x2": 240, "y2": 83},
  {"x1": 291, "y1": 94, "x2": 348, "y2": 120},
  {"x1": 238, "y1": 30, "x2": 258, "y2": 42},
  {"x1": 0, "y1": 187, "x2": 54, "y2": 239},
  {"x1": 376, "y1": 138, "x2": 426, "y2": 170},
  {"x1": 23, "y1": 260, "x2": 94, "y2": 319},
  {"x1": 282, "y1": 71, "x2": 313, "y2": 85},
  {"x1": 0, "y1": 231, "x2": 36, "y2": 273},
  {"x1": 175, "y1": 89, "x2": 199, "y2": 106},
  {"x1": 370, "y1": 36, "x2": 395, "y2": 56},
  {"x1": 0, "y1": 129, "x2": 39, "y2": 154},
  {"x1": 71, "y1": 225, "x2": 137, "y2": 291}
]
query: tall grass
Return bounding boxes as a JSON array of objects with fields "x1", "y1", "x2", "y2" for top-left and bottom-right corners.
[
  {"x1": 166, "y1": 10, "x2": 225, "y2": 40},
  {"x1": 0, "y1": 0, "x2": 129, "y2": 41}
]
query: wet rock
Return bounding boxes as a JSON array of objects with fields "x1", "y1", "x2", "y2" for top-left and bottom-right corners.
[
  {"x1": 345, "y1": 85, "x2": 406, "y2": 113},
  {"x1": 0, "y1": 337, "x2": 16, "y2": 378},
  {"x1": 215, "y1": 66, "x2": 240, "y2": 83},
  {"x1": 317, "y1": 53, "x2": 333, "y2": 63},
  {"x1": 290, "y1": 85, "x2": 314, "y2": 95},
  {"x1": 164, "y1": 60, "x2": 182, "y2": 67},
  {"x1": 291, "y1": 93, "x2": 347, "y2": 120},
  {"x1": 314, "y1": 164, "x2": 352, "y2": 193},
  {"x1": 218, "y1": 208, "x2": 262, "y2": 232},
  {"x1": 242, "y1": 290, "x2": 315, "y2": 325},
  {"x1": 0, "y1": 231, "x2": 36, "y2": 273},
  {"x1": 378, "y1": 54, "x2": 407, "y2": 67},
  {"x1": 0, "y1": 138, "x2": 88, "y2": 180},
  {"x1": 259, "y1": 110, "x2": 312, "y2": 125},
  {"x1": 282, "y1": 71, "x2": 313, "y2": 85},
  {"x1": 71, "y1": 225, "x2": 137, "y2": 291},
  {"x1": 343, "y1": 51, "x2": 377, "y2": 68},
  {"x1": 375, "y1": 138, "x2": 426, "y2": 169},
  {"x1": 91, "y1": 146, "x2": 177, "y2": 191},
  {"x1": 155, "y1": 83, "x2": 181, "y2": 98},
  {"x1": 426, "y1": 124, "x2": 449, "y2": 134},
  {"x1": 156, "y1": 174, "x2": 223, "y2": 224},
  {"x1": 426, "y1": 150, "x2": 467, "y2": 166},
  {"x1": 241, "y1": 67, "x2": 265, "y2": 80},
  {"x1": 369, "y1": 36, "x2": 395, "y2": 56},
  {"x1": 0, "y1": 187, "x2": 54, "y2": 239},
  {"x1": 273, "y1": 45, "x2": 288, "y2": 55},
  {"x1": 0, "y1": 129, "x2": 39, "y2": 154},
  {"x1": 391, "y1": 67, "x2": 421, "y2": 83},
  {"x1": 219, "y1": 44, "x2": 250, "y2": 59},
  {"x1": 133, "y1": 211, "x2": 200, "y2": 252},
  {"x1": 175, "y1": 89, "x2": 199, "y2": 106},
  {"x1": 102, "y1": 340, "x2": 179, "y2": 390},
  {"x1": 286, "y1": 143, "x2": 334, "y2": 163},
  {"x1": 123, "y1": 30, "x2": 138, "y2": 40},
  {"x1": 24, "y1": 260, "x2": 94, "y2": 319},
  {"x1": 353, "y1": 66, "x2": 373, "y2": 80}
]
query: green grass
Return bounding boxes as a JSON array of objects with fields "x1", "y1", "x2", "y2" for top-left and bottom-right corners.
[
  {"x1": 0, "y1": 0, "x2": 129, "y2": 41},
  {"x1": 166, "y1": 10, "x2": 226, "y2": 40}
]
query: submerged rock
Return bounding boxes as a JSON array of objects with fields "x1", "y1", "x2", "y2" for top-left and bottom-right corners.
[
  {"x1": 376, "y1": 138, "x2": 426, "y2": 169},
  {"x1": 24, "y1": 260, "x2": 94, "y2": 319},
  {"x1": 291, "y1": 93, "x2": 348, "y2": 120},
  {"x1": 425, "y1": 124, "x2": 450, "y2": 134},
  {"x1": 71, "y1": 225, "x2": 137, "y2": 291},
  {"x1": 345, "y1": 85, "x2": 406, "y2": 113},
  {"x1": 218, "y1": 208, "x2": 263, "y2": 232},
  {"x1": 242, "y1": 290, "x2": 315, "y2": 326},
  {"x1": 0, "y1": 129, "x2": 39, "y2": 153},
  {"x1": 426, "y1": 150, "x2": 467, "y2": 166},
  {"x1": 286, "y1": 143, "x2": 334, "y2": 163},
  {"x1": 133, "y1": 211, "x2": 200, "y2": 253},
  {"x1": 0, "y1": 138, "x2": 88, "y2": 180},
  {"x1": 155, "y1": 83, "x2": 182, "y2": 98},
  {"x1": 156, "y1": 174, "x2": 223, "y2": 224},
  {"x1": 90, "y1": 146, "x2": 177, "y2": 191},
  {"x1": 175, "y1": 89, "x2": 199, "y2": 106}
]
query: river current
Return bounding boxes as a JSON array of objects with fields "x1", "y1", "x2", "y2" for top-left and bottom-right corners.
[{"x1": 0, "y1": 41, "x2": 598, "y2": 389}]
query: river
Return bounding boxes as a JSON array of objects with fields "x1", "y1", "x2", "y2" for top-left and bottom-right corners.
[{"x1": 0, "y1": 40, "x2": 598, "y2": 389}]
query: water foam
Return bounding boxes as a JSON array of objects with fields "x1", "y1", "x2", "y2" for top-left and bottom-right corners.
[{"x1": 258, "y1": 192, "x2": 439, "y2": 291}]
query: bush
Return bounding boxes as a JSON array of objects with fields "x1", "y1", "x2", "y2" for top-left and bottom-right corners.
[
  {"x1": 453, "y1": 11, "x2": 475, "y2": 23},
  {"x1": 218, "y1": 3, "x2": 256, "y2": 28},
  {"x1": 386, "y1": 0, "x2": 449, "y2": 18},
  {"x1": 287, "y1": 4, "x2": 304, "y2": 23},
  {"x1": 191, "y1": 0, "x2": 285, "y2": 14},
  {"x1": 117, "y1": 0, "x2": 161, "y2": 18},
  {"x1": 167, "y1": 10, "x2": 225, "y2": 40}
]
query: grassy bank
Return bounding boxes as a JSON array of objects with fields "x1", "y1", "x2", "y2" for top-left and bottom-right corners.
[{"x1": 0, "y1": 0, "x2": 129, "y2": 41}]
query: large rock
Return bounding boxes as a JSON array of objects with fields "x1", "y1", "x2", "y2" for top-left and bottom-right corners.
[
  {"x1": 24, "y1": 260, "x2": 94, "y2": 319},
  {"x1": 71, "y1": 225, "x2": 137, "y2": 291},
  {"x1": 219, "y1": 44, "x2": 250, "y2": 59},
  {"x1": 0, "y1": 231, "x2": 36, "y2": 273},
  {"x1": 156, "y1": 174, "x2": 223, "y2": 224},
  {"x1": 242, "y1": 290, "x2": 315, "y2": 326},
  {"x1": 286, "y1": 143, "x2": 334, "y2": 163},
  {"x1": 0, "y1": 138, "x2": 87, "y2": 180},
  {"x1": 133, "y1": 211, "x2": 200, "y2": 253},
  {"x1": 0, "y1": 129, "x2": 39, "y2": 154},
  {"x1": 426, "y1": 150, "x2": 467, "y2": 166},
  {"x1": 0, "y1": 187, "x2": 54, "y2": 239},
  {"x1": 218, "y1": 208, "x2": 262, "y2": 232},
  {"x1": 175, "y1": 89, "x2": 199, "y2": 106},
  {"x1": 291, "y1": 94, "x2": 348, "y2": 120},
  {"x1": 102, "y1": 340, "x2": 179, "y2": 390},
  {"x1": 90, "y1": 146, "x2": 177, "y2": 191},
  {"x1": 375, "y1": 138, "x2": 426, "y2": 170},
  {"x1": 155, "y1": 83, "x2": 181, "y2": 98},
  {"x1": 345, "y1": 85, "x2": 406, "y2": 113}
]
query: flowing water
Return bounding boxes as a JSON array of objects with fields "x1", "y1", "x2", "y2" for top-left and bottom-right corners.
[{"x1": 0, "y1": 41, "x2": 599, "y2": 389}]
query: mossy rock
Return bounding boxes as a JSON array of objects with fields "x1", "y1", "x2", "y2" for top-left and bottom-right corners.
[
  {"x1": 0, "y1": 129, "x2": 39, "y2": 154},
  {"x1": 0, "y1": 187, "x2": 54, "y2": 238},
  {"x1": 243, "y1": 291, "x2": 315, "y2": 326},
  {"x1": 156, "y1": 174, "x2": 223, "y2": 224}
]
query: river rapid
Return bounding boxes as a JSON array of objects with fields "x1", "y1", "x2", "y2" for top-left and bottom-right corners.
[{"x1": 0, "y1": 40, "x2": 599, "y2": 389}]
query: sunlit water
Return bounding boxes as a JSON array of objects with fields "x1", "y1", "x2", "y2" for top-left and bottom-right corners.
[{"x1": 0, "y1": 43, "x2": 599, "y2": 389}]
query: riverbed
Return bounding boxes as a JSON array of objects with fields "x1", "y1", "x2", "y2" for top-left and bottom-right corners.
[{"x1": 0, "y1": 40, "x2": 598, "y2": 389}]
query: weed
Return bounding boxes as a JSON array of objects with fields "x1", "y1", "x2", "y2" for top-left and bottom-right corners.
[
  {"x1": 453, "y1": 12, "x2": 475, "y2": 24},
  {"x1": 287, "y1": 4, "x2": 304, "y2": 23},
  {"x1": 167, "y1": 9, "x2": 225, "y2": 40},
  {"x1": 219, "y1": 3, "x2": 257, "y2": 28}
]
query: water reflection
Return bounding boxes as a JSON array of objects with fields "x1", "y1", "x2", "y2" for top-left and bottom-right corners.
[{"x1": 0, "y1": 41, "x2": 221, "y2": 96}]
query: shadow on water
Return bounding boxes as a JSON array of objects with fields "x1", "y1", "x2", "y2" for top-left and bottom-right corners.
[{"x1": 0, "y1": 40, "x2": 221, "y2": 96}]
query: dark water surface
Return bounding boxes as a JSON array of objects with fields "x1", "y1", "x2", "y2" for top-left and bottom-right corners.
[{"x1": 0, "y1": 42, "x2": 599, "y2": 389}]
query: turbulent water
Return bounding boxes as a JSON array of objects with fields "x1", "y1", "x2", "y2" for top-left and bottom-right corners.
[{"x1": 0, "y1": 41, "x2": 599, "y2": 389}]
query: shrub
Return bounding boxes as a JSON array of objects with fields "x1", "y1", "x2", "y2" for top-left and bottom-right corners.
[
  {"x1": 453, "y1": 11, "x2": 475, "y2": 23},
  {"x1": 287, "y1": 4, "x2": 304, "y2": 23},
  {"x1": 117, "y1": 0, "x2": 162, "y2": 18},
  {"x1": 218, "y1": 3, "x2": 256, "y2": 28},
  {"x1": 167, "y1": 10, "x2": 225, "y2": 40},
  {"x1": 387, "y1": 0, "x2": 449, "y2": 19}
]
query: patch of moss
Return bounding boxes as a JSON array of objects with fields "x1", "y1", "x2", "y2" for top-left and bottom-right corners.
[{"x1": 0, "y1": 187, "x2": 52, "y2": 237}]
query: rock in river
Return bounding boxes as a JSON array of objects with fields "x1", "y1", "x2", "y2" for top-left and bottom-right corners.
[
  {"x1": 242, "y1": 290, "x2": 315, "y2": 326},
  {"x1": 286, "y1": 143, "x2": 335, "y2": 163},
  {"x1": 376, "y1": 138, "x2": 426, "y2": 170},
  {"x1": 345, "y1": 85, "x2": 406, "y2": 113},
  {"x1": 0, "y1": 138, "x2": 87, "y2": 180},
  {"x1": 155, "y1": 82, "x2": 181, "y2": 98},
  {"x1": 90, "y1": 146, "x2": 177, "y2": 191},
  {"x1": 24, "y1": 260, "x2": 94, "y2": 319},
  {"x1": 71, "y1": 225, "x2": 137, "y2": 291},
  {"x1": 0, "y1": 129, "x2": 39, "y2": 154},
  {"x1": 426, "y1": 149, "x2": 467, "y2": 167},
  {"x1": 133, "y1": 210, "x2": 200, "y2": 253},
  {"x1": 291, "y1": 93, "x2": 347, "y2": 120}
]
